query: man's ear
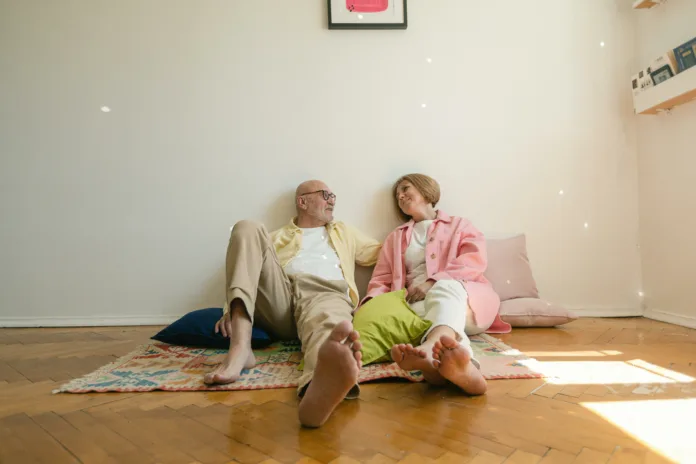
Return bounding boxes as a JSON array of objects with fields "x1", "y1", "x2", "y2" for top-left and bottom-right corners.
[{"x1": 297, "y1": 196, "x2": 306, "y2": 210}]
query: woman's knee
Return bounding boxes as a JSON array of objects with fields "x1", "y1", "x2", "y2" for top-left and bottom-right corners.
[{"x1": 427, "y1": 279, "x2": 467, "y2": 300}]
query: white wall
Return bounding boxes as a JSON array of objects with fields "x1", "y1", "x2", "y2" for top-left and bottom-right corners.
[
  {"x1": 635, "y1": 0, "x2": 696, "y2": 329},
  {"x1": 0, "y1": 0, "x2": 643, "y2": 326}
]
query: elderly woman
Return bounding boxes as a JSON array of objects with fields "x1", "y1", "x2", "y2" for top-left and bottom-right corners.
[{"x1": 362, "y1": 174, "x2": 510, "y2": 394}]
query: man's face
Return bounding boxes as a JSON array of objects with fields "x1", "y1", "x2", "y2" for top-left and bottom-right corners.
[{"x1": 298, "y1": 182, "x2": 336, "y2": 225}]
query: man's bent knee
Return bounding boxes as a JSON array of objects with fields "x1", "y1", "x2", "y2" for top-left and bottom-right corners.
[{"x1": 230, "y1": 220, "x2": 266, "y2": 238}]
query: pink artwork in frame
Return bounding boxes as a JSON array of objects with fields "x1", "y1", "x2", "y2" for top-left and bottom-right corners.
[
  {"x1": 328, "y1": 0, "x2": 407, "y2": 30},
  {"x1": 346, "y1": 0, "x2": 389, "y2": 13}
]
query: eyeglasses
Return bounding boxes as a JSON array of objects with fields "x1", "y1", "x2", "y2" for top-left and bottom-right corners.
[{"x1": 300, "y1": 190, "x2": 336, "y2": 201}]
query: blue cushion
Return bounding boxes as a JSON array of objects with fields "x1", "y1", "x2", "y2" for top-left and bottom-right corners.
[{"x1": 152, "y1": 307, "x2": 273, "y2": 349}]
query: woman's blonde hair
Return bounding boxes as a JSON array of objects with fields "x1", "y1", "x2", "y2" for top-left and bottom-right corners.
[{"x1": 393, "y1": 173, "x2": 441, "y2": 222}]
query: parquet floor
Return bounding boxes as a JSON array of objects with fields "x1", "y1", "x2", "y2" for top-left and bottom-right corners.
[{"x1": 1, "y1": 317, "x2": 695, "y2": 463}]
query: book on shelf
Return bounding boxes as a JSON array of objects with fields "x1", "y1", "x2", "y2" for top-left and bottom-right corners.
[
  {"x1": 632, "y1": 68, "x2": 653, "y2": 97},
  {"x1": 649, "y1": 51, "x2": 678, "y2": 86},
  {"x1": 674, "y1": 37, "x2": 696, "y2": 73}
]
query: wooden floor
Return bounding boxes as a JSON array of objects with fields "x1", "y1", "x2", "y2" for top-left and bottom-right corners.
[{"x1": 1, "y1": 318, "x2": 695, "y2": 464}]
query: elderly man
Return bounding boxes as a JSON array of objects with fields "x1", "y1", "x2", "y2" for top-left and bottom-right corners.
[{"x1": 205, "y1": 180, "x2": 381, "y2": 427}]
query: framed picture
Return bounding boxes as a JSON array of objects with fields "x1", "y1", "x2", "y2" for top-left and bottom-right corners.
[
  {"x1": 651, "y1": 65, "x2": 674, "y2": 86},
  {"x1": 328, "y1": 0, "x2": 407, "y2": 30}
]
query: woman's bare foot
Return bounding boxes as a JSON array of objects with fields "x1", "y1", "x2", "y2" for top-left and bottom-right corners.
[
  {"x1": 391, "y1": 343, "x2": 446, "y2": 385},
  {"x1": 298, "y1": 320, "x2": 362, "y2": 428},
  {"x1": 203, "y1": 346, "x2": 256, "y2": 385},
  {"x1": 433, "y1": 335, "x2": 487, "y2": 395}
]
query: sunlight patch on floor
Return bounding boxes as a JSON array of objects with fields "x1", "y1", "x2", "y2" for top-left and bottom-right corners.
[
  {"x1": 582, "y1": 398, "x2": 696, "y2": 463},
  {"x1": 519, "y1": 359, "x2": 695, "y2": 385},
  {"x1": 514, "y1": 350, "x2": 624, "y2": 357},
  {"x1": 626, "y1": 359, "x2": 695, "y2": 383}
]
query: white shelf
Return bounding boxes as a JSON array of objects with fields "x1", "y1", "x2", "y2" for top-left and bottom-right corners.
[
  {"x1": 634, "y1": 66, "x2": 696, "y2": 115},
  {"x1": 633, "y1": 0, "x2": 665, "y2": 9}
]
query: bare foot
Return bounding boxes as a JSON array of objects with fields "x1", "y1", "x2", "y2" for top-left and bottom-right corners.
[
  {"x1": 433, "y1": 335, "x2": 487, "y2": 395},
  {"x1": 391, "y1": 343, "x2": 445, "y2": 385},
  {"x1": 298, "y1": 320, "x2": 362, "y2": 428},
  {"x1": 203, "y1": 346, "x2": 256, "y2": 385}
]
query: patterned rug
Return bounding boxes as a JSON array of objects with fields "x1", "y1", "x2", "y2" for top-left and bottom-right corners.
[{"x1": 54, "y1": 334, "x2": 543, "y2": 394}]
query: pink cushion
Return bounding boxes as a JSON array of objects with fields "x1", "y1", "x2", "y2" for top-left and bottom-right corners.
[
  {"x1": 499, "y1": 298, "x2": 577, "y2": 327},
  {"x1": 484, "y1": 234, "x2": 539, "y2": 301}
]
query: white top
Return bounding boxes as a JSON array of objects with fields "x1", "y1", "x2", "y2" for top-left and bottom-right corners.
[
  {"x1": 284, "y1": 227, "x2": 345, "y2": 281},
  {"x1": 405, "y1": 219, "x2": 434, "y2": 288}
]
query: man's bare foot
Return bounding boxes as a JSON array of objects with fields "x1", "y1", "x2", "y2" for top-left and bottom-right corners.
[
  {"x1": 298, "y1": 320, "x2": 362, "y2": 428},
  {"x1": 391, "y1": 343, "x2": 445, "y2": 385},
  {"x1": 433, "y1": 335, "x2": 487, "y2": 395},
  {"x1": 203, "y1": 346, "x2": 256, "y2": 385}
]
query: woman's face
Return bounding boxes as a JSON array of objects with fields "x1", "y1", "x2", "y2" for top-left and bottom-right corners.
[{"x1": 396, "y1": 180, "x2": 428, "y2": 217}]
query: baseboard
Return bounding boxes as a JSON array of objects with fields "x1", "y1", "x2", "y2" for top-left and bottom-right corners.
[
  {"x1": 566, "y1": 306, "x2": 643, "y2": 318},
  {"x1": 644, "y1": 309, "x2": 696, "y2": 329},
  {"x1": 1, "y1": 306, "x2": 644, "y2": 328},
  {"x1": 0, "y1": 315, "x2": 179, "y2": 328}
]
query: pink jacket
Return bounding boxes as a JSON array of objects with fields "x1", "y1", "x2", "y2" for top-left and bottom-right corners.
[{"x1": 362, "y1": 210, "x2": 511, "y2": 334}]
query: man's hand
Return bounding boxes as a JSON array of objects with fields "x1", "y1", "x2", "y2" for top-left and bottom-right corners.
[
  {"x1": 406, "y1": 279, "x2": 435, "y2": 304},
  {"x1": 214, "y1": 311, "x2": 233, "y2": 338}
]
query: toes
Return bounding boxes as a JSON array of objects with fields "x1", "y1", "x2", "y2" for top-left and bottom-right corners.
[
  {"x1": 204, "y1": 373, "x2": 226, "y2": 385},
  {"x1": 392, "y1": 344, "x2": 404, "y2": 352},
  {"x1": 391, "y1": 345, "x2": 404, "y2": 362},
  {"x1": 351, "y1": 340, "x2": 363, "y2": 352},
  {"x1": 439, "y1": 335, "x2": 459, "y2": 349},
  {"x1": 347, "y1": 330, "x2": 360, "y2": 343},
  {"x1": 354, "y1": 350, "x2": 363, "y2": 365},
  {"x1": 404, "y1": 344, "x2": 428, "y2": 358},
  {"x1": 432, "y1": 342, "x2": 442, "y2": 357},
  {"x1": 329, "y1": 320, "x2": 354, "y2": 342}
]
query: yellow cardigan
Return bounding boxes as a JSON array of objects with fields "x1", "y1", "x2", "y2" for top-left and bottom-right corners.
[{"x1": 271, "y1": 218, "x2": 382, "y2": 307}]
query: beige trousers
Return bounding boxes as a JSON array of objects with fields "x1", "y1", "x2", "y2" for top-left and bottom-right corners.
[{"x1": 224, "y1": 220, "x2": 356, "y2": 395}]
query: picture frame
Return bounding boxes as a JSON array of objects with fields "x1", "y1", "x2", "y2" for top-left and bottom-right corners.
[
  {"x1": 651, "y1": 65, "x2": 674, "y2": 86},
  {"x1": 328, "y1": 0, "x2": 407, "y2": 30}
]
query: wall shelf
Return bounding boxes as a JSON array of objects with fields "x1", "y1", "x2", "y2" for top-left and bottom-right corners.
[
  {"x1": 634, "y1": 66, "x2": 696, "y2": 114},
  {"x1": 633, "y1": 0, "x2": 665, "y2": 9}
]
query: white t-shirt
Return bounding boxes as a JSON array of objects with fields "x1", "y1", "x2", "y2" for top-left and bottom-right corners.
[
  {"x1": 284, "y1": 227, "x2": 345, "y2": 281},
  {"x1": 405, "y1": 219, "x2": 434, "y2": 289}
]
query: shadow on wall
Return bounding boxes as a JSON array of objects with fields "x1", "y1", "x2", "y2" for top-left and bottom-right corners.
[
  {"x1": 185, "y1": 266, "x2": 226, "y2": 313},
  {"x1": 190, "y1": 191, "x2": 298, "y2": 314},
  {"x1": 262, "y1": 188, "x2": 296, "y2": 231},
  {"x1": 365, "y1": 183, "x2": 403, "y2": 242},
  {"x1": 355, "y1": 265, "x2": 374, "y2": 299},
  {"x1": 356, "y1": 184, "x2": 401, "y2": 297}
]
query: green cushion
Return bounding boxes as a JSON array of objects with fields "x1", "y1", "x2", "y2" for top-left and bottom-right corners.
[{"x1": 353, "y1": 290, "x2": 432, "y2": 365}]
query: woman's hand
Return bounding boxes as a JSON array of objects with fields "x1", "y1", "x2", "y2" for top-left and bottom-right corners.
[
  {"x1": 406, "y1": 279, "x2": 435, "y2": 304},
  {"x1": 214, "y1": 311, "x2": 233, "y2": 338}
]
